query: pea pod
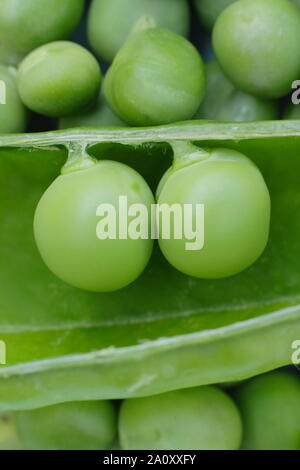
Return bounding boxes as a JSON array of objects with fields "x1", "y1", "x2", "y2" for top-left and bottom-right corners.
[{"x1": 0, "y1": 121, "x2": 299, "y2": 411}]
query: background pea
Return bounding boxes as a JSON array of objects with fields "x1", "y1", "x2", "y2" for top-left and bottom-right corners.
[
  {"x1": 17, "y1": 41, "x2": 102, "y2": 118},
  {"x1": 119, "y1": 386, "x2": 242, "y2": 450},
  {"x1": 59, "y1": 92, "x2": 126, "y2": 130},
  {"x1": 15, "y1": 400, "x2": 117, "y2": 450},
  {"x1": 195, "y1": 61, "x2": 278, "y2": 122},
  {"x1": 234, "y1": 371, "x2": 300, "y2": 450},
  {"x1": 193, "y1": 0, "x2": 237, "y2": 30},
  {"x1": 0, "y1": 0, "x2": 84, "y2": 56},
  {"x1": 0, "y1": 65, "x2": 28, "y2": 133},
  {"x1": 157, "y1": 145, "x2": 271, "y2": 279},
  {"x1": 104, "y1": 27, "x2": 206, "y2": 126},
  {"x1": 213, "y1": 0, "x2": 300, "y2": 99},
  {"x1": 88, "y1": 0, "x2": 190, "y2": 63},
  {"x1": 0, "y1": 413, "x2": 24, "y2": 450},
  {"x1": 34, "y1": 156, "x2": 154, "y2": 292}
]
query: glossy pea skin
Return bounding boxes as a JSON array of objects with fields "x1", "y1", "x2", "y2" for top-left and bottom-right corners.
[
  {"x1": 34, "y1": 160, "x2": 154, "y2": 293},
  {"x1": 15, "y1": 401, "x2": 117, "y2": 450},
  {"x1": 193, "y1": 0, "x2": 237, "y2": 29},
  {"x1": 59, "y1": 93, "x2": 126, "y2": 129},
  {"x1": 213, "y1": 0, "x2": 300, "y2": 99},
  {"x1": 104, "y1": 28, "x2": 206, "y2": 126},
  {"x1": 0, "y1": 0, "x2": 84, "y2": 55},
  {"x1": 235, "y1": 371, "x2": 300, "y2": 450},
  {"x1": 157, "y1": 148, "x2": 271, "y2": 279},
  {"x1": 0, "y1": 65, "x2": 27, "y2": 133},
  {"x1": 17, "y1": 41, "x2": 101, "y2": 118},
  {"x1": 0, "y1": 414, "x2": 24, "y2": 450},
  {"x1": 195, "y1": 61, "x2": 278, "y2": 122},
  {"x1": 119, "y1": 386, "x2": 242, "y2": 450},
  {"x1": 88, "y1": 0, "x2": 190, "y2": 63}
]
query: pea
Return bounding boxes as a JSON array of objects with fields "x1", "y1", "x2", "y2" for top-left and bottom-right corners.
[
  {"x1": 59, "y1": 93, "x2": 126, "y2": 129},
  {"x1": 119, "y1": 386, "x2": 242, "y2": 450},
  {"x1": 104, "y1": 26, "x2": 206, "y2": 126},
  {"x1": 88, "y1": 0, "x2": 190, "y2": 63},
  {"x1": 0, "y1": 65, "x2": 27, "y2": 133},
  {"x1": 0, "y1": 413, "x2": 24, "y2": 450},
  {"x1": 0, "y1": 0, "x2": 84, "y2": 56},
  {"x1": 235, "y1": 371, "x2": 300, "y2": 450},
  {"x1": 34, "y1": 151, "x2": 154, "y2": 292},
  {"x1": 17, "y1": 41, "x2": 102, "y2": 118},
  {"x1": 193, "y1": 0, "x2": 237, "y2": 29},
  {"x1": 213, "y1": 0, "x2": 300, "y2": 99},
  {"x1": 157, "y1": 143, "x2": 271, "y2": 279},
  {"x1": 15, "y1": 401, "x2": 117, "y2": 450},
  {"x1": 195, "y1": 61, "x2": 278, "y2": 122}
]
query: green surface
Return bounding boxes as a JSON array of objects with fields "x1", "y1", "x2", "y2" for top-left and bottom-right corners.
[
  {"x1": 0, "y1": 121, "x2": 299, "y2": 410},
  {"x1": 213, "y1": 0, "x2": 300, "y2": 98},
  {"x1": 17, "y1": 41, "x2": 102, "y2": 118},
  {"x1": 0, "y1": 0, "x2": 84, "y2": 55},
  {"x1": 120, "y1": 386, "x2": 242, "y2": 450},
  {"x1": 157, "y1": 145, "x2": 270, "y2": 279},
  {"x1": 15, "y1": 400, "x2": 117, "y2": 450},
  {"x1": 104, "y1": 27, "x2": 205, "y2": 126},
  {"x1": 235, "y1": 371, "x2": 300, "y2": 450}
]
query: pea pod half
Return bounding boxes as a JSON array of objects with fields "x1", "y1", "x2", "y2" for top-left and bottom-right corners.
[{"x1": 0, "y1": 121, "x2": 299, "y2": 411}]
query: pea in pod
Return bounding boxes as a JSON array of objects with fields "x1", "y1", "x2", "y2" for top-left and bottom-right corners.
[{"x1": 0, "y1": 121, "x2": 299, "y2": 411}]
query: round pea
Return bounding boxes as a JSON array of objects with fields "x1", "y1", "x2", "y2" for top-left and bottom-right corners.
[
  {"x1": 104, "y1": 27, "x2": 206, "y2": 126},
  {"x1": 34, "y1": 159, "x2": 154, "y2": 292},
  {"x1": 59, "y1": 93, "x2": 126, "y2": 129},
  {"x1": 212, "y1": 0, "x2": 300, "y2": 99},
  {"x1": 119, "y1": 386, "x2": 242, "y2": 450},
  {"x1": 88, "y1": 0, "x2": 190, "y2": 63},
  {"x1": 15, "y1": 401, "x2": 117, "y2": 450},
  {"x1": 195, "y1": 61, "x2": 278, "y2": 122},
  {"x1": 17, "y1": 41, "x2": 101, "y2": 118},
  {"x1": 235, "y1": 371, "x2": 300, "y2": 450},
  {"x1": 194, "y1": 0, "x2": 237, "y2": 30},
  {"x1": 0, "y1": 65, "x2": 27, "y2": 133},
  {"x1": 0, "y1": 0, "x2": 84, "y2": 55},
  {"x1": 157, "y1": 147, "x2": 271, "y2": 279}
]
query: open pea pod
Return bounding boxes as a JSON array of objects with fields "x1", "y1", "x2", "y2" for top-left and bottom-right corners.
[{"x1": 0, "y1": 121, "x2": 300, "y2": 411}]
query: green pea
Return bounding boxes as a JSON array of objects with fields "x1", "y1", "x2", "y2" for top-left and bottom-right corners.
[
  {"x1": 193, "y1": 0, "x2": 237, "y2": 30},
  {"x1": 213, "y1": 0, "x2": 300, "y2": 99},
  {"x1": 34, "y1": 154, "x2": 154, "y2": 293},
  {"x1": 235, "y1": 371, "x2": 300, "y2": 450},
  {"x1": 0, "y1": 0, "x2": 84, "y2": 55},
  {"x1": 119, "y1": 386, "x2": 242, "y2": 450},
  {"x1": 59, "y1": 93, "x2": 126, "y2": 129},
  {"x1": 17, "y1": 41, "x2": 102, "y2": 118},
  {"x1": 15, "y1": 401, "x2": 117, "y2": 450},
  {"x1": 195, "y1": 61, "x2": 278, "y2": 122},
  {"x1": 88, "y1": 0, "x2": 190, "y2": 63},
  {"x1": 104, "y1": 26, "x2": 206, "y2": 126},
  {"x1": 283, "y1": 103, "x2": 300, "y2": 120},
  {"x1": 157, "y1": 144, "x2": 270, "y2": 279},
  {"x1": 0, "y1": 413, "x2": 24, "y2": 450},
  {"x1": 0, "y1": 65, "x2": 27, "y2": 133}
]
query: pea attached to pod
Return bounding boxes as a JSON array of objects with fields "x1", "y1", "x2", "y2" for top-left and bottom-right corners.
[
  {"x1": 157, "y1": 142, "x2": 271, "y2": 279},
  {"x1": 34, "y1": 144, "x2": 155, "y2": 292}
]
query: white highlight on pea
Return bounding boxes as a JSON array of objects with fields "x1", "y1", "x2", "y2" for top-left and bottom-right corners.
[{"x1": 96, "y1": 196, "x2": 205, "y2": 251}]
